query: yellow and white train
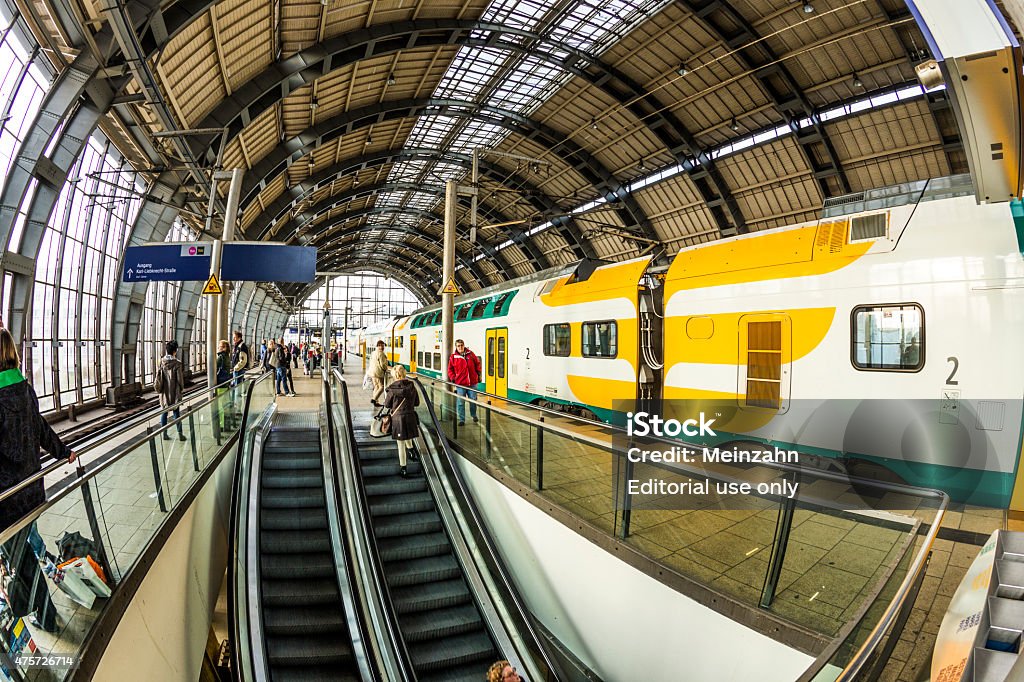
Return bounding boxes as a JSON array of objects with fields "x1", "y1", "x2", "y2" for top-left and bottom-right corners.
[{"x1": 351, "y1": 175, "x2": 1024, "y2": 508}]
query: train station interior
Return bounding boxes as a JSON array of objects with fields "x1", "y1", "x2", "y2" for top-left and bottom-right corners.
[{"x1": 2, "y1": 0, "x2": 1024, "y2": 680}]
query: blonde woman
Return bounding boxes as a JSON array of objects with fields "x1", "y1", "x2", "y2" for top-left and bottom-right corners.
[{"x1": 382, "y1": 365, "x2": 419, "y2": 477}]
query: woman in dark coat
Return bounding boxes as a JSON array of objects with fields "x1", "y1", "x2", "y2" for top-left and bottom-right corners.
[
  {"x1": 383, "y1": 365, "x2": 419, "y2": 477},
  {"x1": 0, "y1": 327, "x2": 76, "y2": 632}
]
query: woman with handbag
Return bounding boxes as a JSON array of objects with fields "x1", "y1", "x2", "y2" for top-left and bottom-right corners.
[{"x1": 383, "y1": 366, "x2": 419, "y2": 477}]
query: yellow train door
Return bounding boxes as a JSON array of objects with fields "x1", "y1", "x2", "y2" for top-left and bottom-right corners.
[
  {"x1": 485, "y1": 328, "x2": 508, "y2": 398},
  {"x1": 410, "y1": 335, "x2": 417, "y2": 373},
  {"x1": 360, "y1": 341, "x2": 366, "y2": 371}
]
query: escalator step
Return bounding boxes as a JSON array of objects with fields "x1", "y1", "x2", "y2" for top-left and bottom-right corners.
[
  {"x1": 392, "y1": 578, "x2": 472, "y2": 614},
  {"x1": 261, "y1": 487, "x2": 325, "y2": 509},
  {"x1": 268, "y1": 667, "x2": 361, "y2": 682},
  {"x1": 378, "y1": 532, "x2": 451, "y2": 562},
  {"x1": 262, "y1": 470, "x2": 323, "y2": 489},
  {"x1": 261, "y1": 509, "x2": 328, "y2": 531},
  {"x1": 262, "y1": 552, "x2": 335, "y2": 579},
  {"x1": 260, "y1": 530, "x2": 331, "y2": 554},
  {"x1": 369, "y1": 491, "x2": 435, "y2": 517},
  {"x1": 264, "y1": 444, "x2": 320, "y2": 454},
  {"x1": 364, "y1": 477, "x2": 428, "y2": 497},
  {"x1": 373, "y1": 510, "x2": 442, "y2": 538},
  {"x1": 357, "y1": 445, "x2": 399, "y2": 461},
  {"x1": 419, "y1": 662, "x2": 499, "y2": 682},
  {"x1": 408, "y1": 631, "x2": 496, "y2": 672},
  {"x1": 265, "y1": 634, "x2": 353, "y2": 666},
  {"x1": 387, "y1": 554, "x2": 462, "y2": 587},
  {"x1": 263, "y1": 604, "x2": 346, "y2": 635},
  {"x1": 401, "y1": 604, "x2": 484, "y2": 642},
  {"x1": 261, "y1": 578, "x2": 338, "y2": 606},
  {"x1": 263, "y1": 456, "x2": 322, "y2": 470},
  {"x1": 361, "y1": 460, "x2": 418, "y2": 478}
]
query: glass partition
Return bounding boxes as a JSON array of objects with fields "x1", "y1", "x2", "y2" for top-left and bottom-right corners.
[
  {"x1": 411, "y1": 375, "x2": 945, "y2": 680},
  {"x1": 0, "y1": 371, "x2": 274, "y2": 681}
]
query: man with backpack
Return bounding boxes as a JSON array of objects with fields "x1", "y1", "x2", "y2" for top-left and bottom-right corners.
[{"x1": 155, "y1": 340, "x2": 187, "y2": 441}]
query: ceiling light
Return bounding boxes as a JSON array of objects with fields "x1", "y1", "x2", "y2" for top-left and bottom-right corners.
[
  {"x1": 638, "y1": 157, "x2": 646, "y2": 170},
  {"x1": 365, "y1": 136, "x2": 373, "y2": 145},
  {"x1": 307, "y1": 157, "x2": 315, "y2": 169},
  {"x1": 802, "y1": 1, "x2": 814, "y2": 13},
  {"x1": 852, "y1": 72, "x2": 863, "y2": 88},
  {"x1": 386, "y1": 73, "x2": 396, "y2": 86},
  {"x1": 729, "y1": 117, "x2": 740, "y2": 132},
  {"x1": 676, "y1": 63, "x2": 689, "y2": 77},
  {"x1": 590, "y1": 117, "x2": 598, "y2": 130},
  {"x1": 309, "y1": 95, "x2": 318, "y2": 110},
  {"x1": 352, "y1": 177, "x2": 360, "y2": 188}
]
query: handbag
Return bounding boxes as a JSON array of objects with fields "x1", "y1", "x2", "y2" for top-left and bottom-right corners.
[
  {"x1": 371, "y1": 398, "x2": 405, "y2": 438},
  {"x1": 362, "y1": 373, "x2": 374, "y2": 391}
]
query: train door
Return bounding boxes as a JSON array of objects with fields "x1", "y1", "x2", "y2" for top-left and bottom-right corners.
[
  {"x1": 485, "y1": 328, "x2": 508, "y2": 398},
  {"x1": 410, "y1": 335, "x2": 417, "y2": 373},
  {"x1": 360, "y1": 341, "x2": 366, "y2": 371},
  {"x1": 738, "y1": 314, "x2": 791, "y2": 414}
]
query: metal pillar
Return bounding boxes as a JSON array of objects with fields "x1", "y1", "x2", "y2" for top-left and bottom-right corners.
[
  {"x1": 440, "y1": 180, "x2": 457, "y2": 383},
  {"x1": 207, "y1": 169, "x2": 243, "y2": 388}
]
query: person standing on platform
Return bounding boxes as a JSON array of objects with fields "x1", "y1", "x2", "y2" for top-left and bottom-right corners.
[
  {"x1": 290, "y1": 341, "x2": 299, "y2": 369},
  {"x1": 448, "y1": 338, "x2": 481, "y2": 426},
  {"x1": 383, "y1": 366, "x2": 419, "y2": 478},
  {"x1": 215, "y1": 340, "x2": 233, "y2": 429},
  {"x1": 231, "y1": 330, "x2": 249, "y2": 387},
  {"x1": 280, "y1": 338, "x2": 296, "y2": 397},
  {"x1": 368, "y1": 340, "x2": 390, "y2": 407},
  {"x1": 0, "y1": 331, "x2": 75, "y2": 634},
  {"x1": 155, "y1": 340, "x2": 187, "y2": 441}
]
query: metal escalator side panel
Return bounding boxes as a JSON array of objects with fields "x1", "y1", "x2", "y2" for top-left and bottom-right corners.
[
  {"x1": 318, "y1": 395, "x2": 383, "y2": 682},
  {"x1": 410, "y1": 377, "x2": 565, "y2": 682}
]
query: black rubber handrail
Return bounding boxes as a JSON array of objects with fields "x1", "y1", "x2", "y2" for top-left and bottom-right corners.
[
  {"x1": 320, "y1": 375, "x2": 386, "y2": 682},
  {"x1": 329, "y1": 371, "x2": 416, "y2": 682},
  {"x1": 411, "y1": 376, "x2": 565, "y2": 681}
]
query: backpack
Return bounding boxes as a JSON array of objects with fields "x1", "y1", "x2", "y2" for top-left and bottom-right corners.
[{"x1": 154, "y1": 365, "x2": 165, "y2": 392}]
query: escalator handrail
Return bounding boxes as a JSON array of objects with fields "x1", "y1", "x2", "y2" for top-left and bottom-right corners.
[
  {"x1": 0, "y1": 373, "x2": 246, "y2": 506},
  {"x1": 226, "y1": 371, "x2": 277, "y2": 682},
  {"x1": 411, "y1": 376, "x2": 564, "y2": 681},
  {"x1": 320, "y1": 376, "x2": 386, "y2": 682},
  {"x1": 329, "y1": 370, "x2": 416, "y2": 682}
]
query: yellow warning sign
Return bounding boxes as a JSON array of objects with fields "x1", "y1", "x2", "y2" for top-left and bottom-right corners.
[
  {"x1": 202, "y1": 273, "x2": 223, "y2": 295},
  {"x1": 438, "y1": 277, "x2": 460, "y2": 296}
]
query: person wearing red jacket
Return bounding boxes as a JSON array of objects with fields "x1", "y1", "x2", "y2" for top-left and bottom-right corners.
[{"x1": 447, "y1": 338, "x2": 481, "y2": 425}]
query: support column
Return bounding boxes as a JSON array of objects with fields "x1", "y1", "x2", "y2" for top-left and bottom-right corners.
[
  {"x1": 440, "y1": 180, "x2": 457, "y2": 384},
  {"x1": 207, "y1": 168, "x2": 243, "y2": 388}
]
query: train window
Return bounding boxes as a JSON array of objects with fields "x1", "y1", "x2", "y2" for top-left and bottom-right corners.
[
  {"x1": 433, "y1": 352, "x2": 441, "y2": 369},
  {"x1": 543, "y1": 323, "x2": 571, "y2": 356},
  {"x1": 745, "y1": 321, "x2": 782, "y2": 410},
  {"x1": 487, "y1": 337, "x2": 496, "y2": 377},
  {"x1": 582, "y1": 321, "x2": 617, "y2": 358},
  {"x1": 471, "y1": 300, "x2": 487, "y2": 319},
  {"x1": 497, "y1": 337, "x2": 506, "y2": 378},
  {"x1": 418, "y1": 351, "x2": 424, "y2": 368},
  {"x1": 851, "y1": 304, "x2": 924, "y2": 372},
  {"x1": 431, "y1": 311, "x2": 441, "y2": 325},
  {"x1": 493, "y1": 292, "x2": 511, "y2": 315},
  {"x1": 456, "y1": 304, "x2": 470, "y2": 321}
]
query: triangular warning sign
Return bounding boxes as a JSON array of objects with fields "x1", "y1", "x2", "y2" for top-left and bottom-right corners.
[
  {"x1": 438, "y1": 277, "x2": 460, "y2": 295},
  {"x1": 202, "y1": 273, "x2": 223, "y2": 295}
]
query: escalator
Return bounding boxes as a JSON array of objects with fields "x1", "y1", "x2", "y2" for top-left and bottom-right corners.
[
  {"x1": 258, "y1": 415, "x2": 357, "y2": 680},
  {"x1": 232, "y1": 407, "x2": 377, "y2": 682},
  {"x1": 354, "y1": 433, "x2": 499, "y2": 681}
]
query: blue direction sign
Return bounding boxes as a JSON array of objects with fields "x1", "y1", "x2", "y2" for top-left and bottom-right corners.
[
  {"x1": 122, "y1": 243, "x2": 212, "y2": 282},
  {"x1": 222, "y1": 243, "x2": 316, "y2": 283}
]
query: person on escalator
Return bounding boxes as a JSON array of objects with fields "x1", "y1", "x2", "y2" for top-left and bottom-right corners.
[
  {"x1": 369, "y1": 340, "x2": 390, "y2": 407},
  {"x1": 486, "y1": 660, "x2": 523, "y2": 682},
  {"x1": 383, "y1": 365, "x2": 419, "y2": 478},
  {"x1": 0, "y1": 327, "x2": 76, "y2": 633}
]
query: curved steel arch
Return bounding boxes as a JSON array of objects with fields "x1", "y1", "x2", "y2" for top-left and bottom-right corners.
[
  {"x1": 314, "y1": 235, "x2": 453, "y2": 291},
  {"x1": 291, "y1": 180, "x2": 553, "y2": 271},
  {"x1": 294, "y1": 265, "x2": 434, "y2": 308},
  {"x1": 185, "y1": 19, "x2": 740, "y2": 239},
  {"x1": 679, "y1": 0, "x2": 851, "y2": 197},
  {"x1": 306, "y1": 205, "x2": 496, "y2": 280},
  {"x1": 307, "y1": 253, "x2": 444, "y2": 304},
  {"x1": 248, "y1": 147, "x2": 593, "y2": 261},
  {"x1": 234, "y1": 97, "x2": 656, "y2": 245},
  {"x1": 310, "y1": 206, "x2": 515, "y2": 279}
]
